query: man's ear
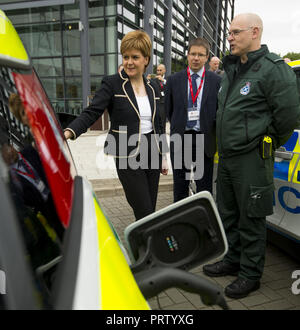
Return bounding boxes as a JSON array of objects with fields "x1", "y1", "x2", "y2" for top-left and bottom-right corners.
[{"x1": 252, "y1": 26, "x2": 260, "y2": 39}]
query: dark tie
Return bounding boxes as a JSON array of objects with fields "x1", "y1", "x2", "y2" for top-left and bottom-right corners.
[{"x1": 187, "y1": 73, "x2": 198, "y2": 129}]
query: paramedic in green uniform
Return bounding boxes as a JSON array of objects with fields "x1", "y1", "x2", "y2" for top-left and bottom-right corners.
[{"x1": 203, "y1": 13, "x2": 300, "y2": 299}]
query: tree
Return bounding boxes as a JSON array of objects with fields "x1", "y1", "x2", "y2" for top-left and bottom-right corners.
[{"x1": 282, "y1": 52, "x2": 300, "y2": 61}]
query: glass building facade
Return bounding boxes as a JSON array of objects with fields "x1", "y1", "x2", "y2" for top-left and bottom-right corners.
[{"x1": 1, "y1": 0, "x2": 234, "y2": 117}]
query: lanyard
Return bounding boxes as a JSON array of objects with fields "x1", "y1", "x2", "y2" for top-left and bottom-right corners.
[
  {"x1": 11, "y1": 152, "x2": 50, "y2": 201},
  {"x1": 187, "y1": 67, "x2": 205, "y2": 105},
  {"x1": 14, "y1": 152, "x2": 36, "y2": 180}
]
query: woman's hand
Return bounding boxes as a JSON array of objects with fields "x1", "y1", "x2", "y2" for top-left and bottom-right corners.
[
  {"x1": 64, "y1": 129, "x2": 73, "y2": 140},
  {"x1": 161, "y1": 157, "x2": 169, "y2": 175}
]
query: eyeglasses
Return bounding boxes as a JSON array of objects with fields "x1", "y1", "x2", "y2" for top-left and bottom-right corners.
[
  {"x1": 188, "y1": 52, "x2": 208, "y2": 58},
  {"x1": 225, "y1": 27, "x2": 253, "y2": 38}
]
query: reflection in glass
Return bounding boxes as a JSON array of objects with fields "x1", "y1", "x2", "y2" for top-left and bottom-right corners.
[
  {"x1": 123, "y1": 0, "x2": 139, "y2": 25},
  {"x1": 65, "y1": 100, "x2": 83, "y2": 115},
  {"x1": 117, "y1": 4, "x2": 122, "y2": 15},
  {"x1": 90, "y1": 77, "x2": 103, "y2": 95},
  {"x1": 106, "y1": 0, "x2": 116, "y2": 16},
  {"x1": 0, "y1": 75, "x2": 63, "y2": 305},
  {"x1": 106, "y1": 18, "x2": 117, "y2": 53},
  {"x1": 63, "y1": 22, "x2": 80, "y2": 56},
  {"x1": 123, "y1": 24, "x2": 134, "y2": 35},
  {"x1": 32, "y1": 58, "x2": 62, "y2": 77},
  {"x1": 64, "y1": 57, "x2": 82, "y2": 76},
  {"x1": 89, "y1": 0, "x2": 104, "y2": 17},
  {"x1": 118, "y1": 54, "x2": 123, "y2": 67},
  {"x1": 6, "y1": 8, "x2": 29, "y2": 25},
  {"x1": 16, "y1": 23, "x2": 61, "y2": 57},
  {"x1": 123, "y1": 7, "x2": 136, "y2": 24},
  {"x1": 117, "y1": 21, "x2": 122, "y2": 33},
  {"x1": 65, "y1": 78, "x2": 82, "y2": 99},
  {"x1": 90, "y1": 56, "x2": 105, "y2": 76},
  {"x1": 89, "y1": 19, "x2": 105, "y2": 54},
  {"x1": 7, "y1": 6, "x2": 60, "y2": 25},
  {"x1": 51, "y1": 100, "x2": 65, "y2": 113},
  {"x1": 107, "y1": 54, "x2": 117, "y2": 75},
  {"x1": 40, "y1": 78, "x2": 64, "y2": 99},
  {"x1": 63, "y1": 3, "x2": 80, "y2": 20}
]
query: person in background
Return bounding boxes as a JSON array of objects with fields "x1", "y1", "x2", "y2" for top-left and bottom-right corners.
[
  {"x1": 1, "y1": 142, "x2": 62, "y2": 274},
  {"x1": 203, "y1": 13, "x2": 300, "y2": 299},
  {"x1": 147, "y1": 64, "x2": 167, "y2": 127},
  {"x1": 155, "y1": 64, "x2": 167, "y2": 84},
  {"x1": 283, "y1": 57, "x2": 291, "y2": 63},
  {"x1": 8, "y1": 93, "x2": 29, "y2": 126},
  {"x1": 147, "y1": 64, "x2": 167, "y2": 84},
  {"x1": 165, "y1": 37, "x2": 221, "y2": 202},
  {"x1": 208, "y1": 56, "x2": 224, "y2": 76},
  {"x1": 6, "y1": 94, "x2": 65, "y2": 240},
  {"x1": 64, "y1": 30, "x2": 168, "y2": 221}
]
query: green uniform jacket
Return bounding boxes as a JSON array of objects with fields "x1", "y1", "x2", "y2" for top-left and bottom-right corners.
[{"x1": 217, "y1": 45, "x2": 300, "y2": 158}]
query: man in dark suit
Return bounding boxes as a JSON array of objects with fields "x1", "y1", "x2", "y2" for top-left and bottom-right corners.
[
  {"x1": 148, "y1": 64, "x2": 167, "y2": 127},
  {"x1": 165, "y1": 37, "x2": 221, "y2": 202}
]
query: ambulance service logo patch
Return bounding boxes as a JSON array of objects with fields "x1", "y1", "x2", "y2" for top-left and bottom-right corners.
[{"x1": 240, "y1": 82, "x2": 251, "y2": 95}]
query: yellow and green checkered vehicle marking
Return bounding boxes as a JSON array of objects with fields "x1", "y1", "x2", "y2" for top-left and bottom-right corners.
[{"x1": 0, "y1": 10, "x2": 30, "y2": 69}]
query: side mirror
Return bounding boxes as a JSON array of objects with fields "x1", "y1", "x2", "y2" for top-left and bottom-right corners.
[{"x1": 125, "y1": 191, "x2": 229, "y2": 309}]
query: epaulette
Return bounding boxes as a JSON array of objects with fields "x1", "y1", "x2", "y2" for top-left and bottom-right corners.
[{"x1": 265, "y1": 53, "x2": 284, "y2": 64}]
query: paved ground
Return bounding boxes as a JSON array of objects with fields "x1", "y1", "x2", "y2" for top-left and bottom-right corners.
[{"x1": 97, "y1": 190, "x2": 300, "y2": 310}]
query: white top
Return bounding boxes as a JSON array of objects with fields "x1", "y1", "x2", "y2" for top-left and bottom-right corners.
[{"x1": 136, "y1": 95, "x2": 153, "y2": 134}]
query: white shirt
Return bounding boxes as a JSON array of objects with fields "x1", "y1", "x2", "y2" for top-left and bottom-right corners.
[
  {"x1": 136, "y1": 95, "x2": 153, "y2": 134},
  {"x1": 186, "y1": 66, "x2": 205, "y2": 131}
]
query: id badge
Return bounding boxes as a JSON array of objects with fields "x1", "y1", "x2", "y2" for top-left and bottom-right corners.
[
  {"x1": 36, "y1": 180, "x2": 50, "y2": 201},
  {"x1": 188, "y1": 108, "x2": 199, "y2": 122}
]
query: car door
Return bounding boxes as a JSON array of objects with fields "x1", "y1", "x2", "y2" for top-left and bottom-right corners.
[
  {"x1": 268, "y1": 141, "x2": 294, "y2": 228},
  {"x1": 278, "y1": 63, "x2": 300, "y2": 241},
  {"x1": 276, "y1": 130, "x2": 300, "y2": 241},
  {"x1": 268, "y1": 62, "x2": 300, "y2": 241},
  {"x1": 267, "y1": 62, "x2": 300, "y2": 234}
]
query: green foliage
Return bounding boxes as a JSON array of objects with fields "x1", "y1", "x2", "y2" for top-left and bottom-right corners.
[{"x1": 282, "y1": 52, "x2": 300, "y2": 61}]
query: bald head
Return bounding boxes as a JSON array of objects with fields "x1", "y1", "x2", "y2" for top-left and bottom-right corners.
[
  {"x1": 228, "y1": 13, "x2": 263, "y2": 62},
  {"x1": 209, "y1": 57, "x2": 221, "y2": 72},
  {"x1": 210, "y1": 57, "x2": 220, "y2": 63},
  {"x1": 232, "y1": 13, "x2": 263, "y2": 40},
  {"x1": 1, "y1": 144, "x2": 18, "y2": 166},
  {"x1": 157, "y1": 64, "x2": 166, "y2": 77}
]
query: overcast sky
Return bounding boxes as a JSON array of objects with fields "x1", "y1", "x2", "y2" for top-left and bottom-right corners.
[{"x1": 234, "y1": 0, "x2": 300, "y2": 56}]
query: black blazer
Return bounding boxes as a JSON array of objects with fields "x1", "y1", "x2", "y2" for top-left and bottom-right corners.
[
  {"x1": 150, "y1": 76, "x2": 167, "y2": 101},
  {"x1": 165, "y1": 68, "x2": 221, "y2": 158},
  {"x1": 67, "y1": 70, "x2": 167, "y2": 158}
]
